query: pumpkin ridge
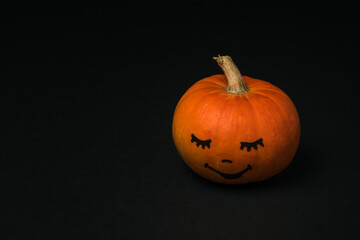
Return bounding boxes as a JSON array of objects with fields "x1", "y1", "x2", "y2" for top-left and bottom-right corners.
[
  {"x1": 213, "y1": 96, "x2": 238, "y2": 149},
  {"x1": 250, "y1": 92, "x2": 286, "y2": 120},
  {"x1": 250, "y1": 92, "x2": 295, "y2": 147},
  {"x1": 254, "y1": 89, "x2": 294, "y2": 110},
  {"x1": 186, "y1": 91, "x2": 224, "y2": 124},
  {"x1": 176, "y1": 88, "x2": 222, "y2": 112},
  {"x1": 241, "y1": 95, "x2": 262, "y2": 179},
  {"x1": 244, "y1": 78, "x2": 276, "y2": 88},
  {"x1": 261, "y1": 87, "x2": 291, "y2": 95},
  {"x1": 197, "y1": 77, "x2": 227, "y2": 87},
  {"x1": 194, "y1": 77, "x2": 221, "y2": 86},
  {"x1": 185, "y1": 86, "x2": 222, "y2": 96},
  {"x1": 252, "y1": 86, "x2": 288, "y2": 96},
  {"x1": 179, "y1": 80, "x2": 224, "y2": 99}
]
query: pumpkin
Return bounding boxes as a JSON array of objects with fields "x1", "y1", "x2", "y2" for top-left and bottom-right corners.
[{"x1": 172, "y1": 55, "x2": 300, "y2": 184}]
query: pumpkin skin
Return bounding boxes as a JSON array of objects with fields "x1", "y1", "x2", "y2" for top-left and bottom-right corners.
[{"x1": 172, "y1": 74, "x2": 300, "y2": 184}]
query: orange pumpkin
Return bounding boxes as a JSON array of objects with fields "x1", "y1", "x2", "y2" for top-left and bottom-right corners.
[{"x1": 172, "y1": 55, "x2": 300, "y2": 184}]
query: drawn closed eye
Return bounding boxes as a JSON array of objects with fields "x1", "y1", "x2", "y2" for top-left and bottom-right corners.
[
  {"x1": 240, "y1": 138, "x2": 264, "y2": 152},
  {"x1": 191, "y1": 134, "x2": 211, "y2": 149}
]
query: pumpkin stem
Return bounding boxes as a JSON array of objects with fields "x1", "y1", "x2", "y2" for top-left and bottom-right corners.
[{"x1": 213, "y1": 55, "x2": 249, "y2": 95}]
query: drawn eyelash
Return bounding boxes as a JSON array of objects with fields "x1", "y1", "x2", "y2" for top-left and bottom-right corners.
[
  {"x1": 191, "y1": 134, "x2": 211, "y2": 149},
  {"x1": 240, "y1": 138, "x2": 264, "y2": 152}
]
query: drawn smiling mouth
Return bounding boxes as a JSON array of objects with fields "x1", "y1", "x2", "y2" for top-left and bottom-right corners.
[{"x1": 204, "y1": 163, "x2": 252, "y2": 179}]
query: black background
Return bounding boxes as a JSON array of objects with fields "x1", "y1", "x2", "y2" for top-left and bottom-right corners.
[{"x1": 2, "y1": 4, "x2": 360, "y2": 240}]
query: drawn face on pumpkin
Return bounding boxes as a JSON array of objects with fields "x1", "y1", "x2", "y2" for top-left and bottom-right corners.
[{"x1": 190, "y1": 133, "x2": 264, "y2": 180}]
